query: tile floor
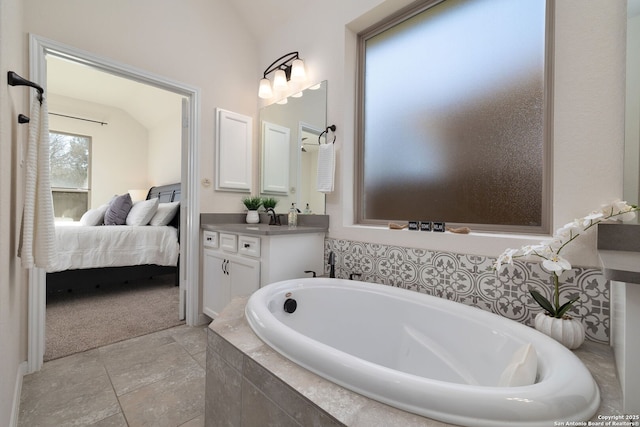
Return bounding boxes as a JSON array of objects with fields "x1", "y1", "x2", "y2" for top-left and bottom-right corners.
[{"x1": 18, "y1": 324, "x2": 208, "y2": 427}]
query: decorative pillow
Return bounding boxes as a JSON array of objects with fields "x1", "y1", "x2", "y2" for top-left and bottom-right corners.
[
  {"x1": 104, "y1": 193, "x2": 133, "y2": 225},
  {"x1": 498, "y1": 343, "x2": 538, "y2": 387},
  {"x1": 126, "y1": 197, "x2": 160, "y2": 226},
  {"x1": 149, "y1": 201, "x2": 180, "y2": 226},
  {"x1": 79, "y1": 203, "x2": 109, "y2": 226}
]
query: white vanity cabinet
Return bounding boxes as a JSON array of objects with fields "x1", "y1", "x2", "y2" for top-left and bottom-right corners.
[
  {"x1": 201, "y1": 228, "x2": 324, "y2": 320},
  {"x1": 203, "y1": 247, "x2": 260, "y2": 319}
]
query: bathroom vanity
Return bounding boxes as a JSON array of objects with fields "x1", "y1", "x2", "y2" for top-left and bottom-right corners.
[{"x1": 200, "y1": 214, "x2": 327, "y2": 320}]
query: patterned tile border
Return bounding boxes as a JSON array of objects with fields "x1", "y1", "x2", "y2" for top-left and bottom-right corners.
[{"x1": 324, "y1": 238, "x2": 609, "y2": 344}]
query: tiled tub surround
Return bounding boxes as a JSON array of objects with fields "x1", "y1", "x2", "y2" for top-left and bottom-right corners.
[
  {"x1": 206, "y1": 297, "x2": 622, "y2": 427},
  {"x1": 325, "y1": 238, "x2": 610, "y2": 344}
]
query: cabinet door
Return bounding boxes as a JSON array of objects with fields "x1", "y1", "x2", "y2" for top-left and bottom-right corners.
[
  {"x1": 202, "y1": 250, "x2": 229, "y2": 319},
  {"x1": 261, "y1": 121, "x2": 290, "y2": 194},
  {"x1": 228, "y1": 255, "x2": 260, "y2": 299},
  {"x1": 203, "y1": 250, "x2": 260, "y2": 320},
  {"x1": 215, "y1": 108, "x2": 252, "y2": 192}
]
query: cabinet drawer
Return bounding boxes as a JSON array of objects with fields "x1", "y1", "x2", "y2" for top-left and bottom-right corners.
[
  {"x1": 203, "y1": 231, "x2": 218, "y2": 249},
  {"x1": 238, "y1": 235, "x2": 261, "y2": 258},
  {"x1": 220, "y1": 233, "x2": 237, "y2": 253}
]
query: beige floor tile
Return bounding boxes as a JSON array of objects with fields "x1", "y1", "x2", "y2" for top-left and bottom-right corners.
[
  {"x1": 103, "y1": 341, "x2": 200, "y2": 396},
  {"x1": 118, "y1": 363, "x2": 205, "y2": 427},
  {"x1": 21, "y1": 349, "x2": 106, "y2": 402},
  {"x1": 89, "y1": 411, "x2": 129, "y2": 426},
  {"x1": 179, "y1": 413, "x2": 205, "y2": 427},
  {"x1": 192, "y1": 350, "x2": 207, "y2": 369},
  {"x1": 19, "y1": 373, "x2": 120, "y2": 427},
  {"x1": 170, "y1": 325, "x2": 208, "y2": 356},
  {"x1": 19, "y1": 325, "x2": 206, "y2": 427}
]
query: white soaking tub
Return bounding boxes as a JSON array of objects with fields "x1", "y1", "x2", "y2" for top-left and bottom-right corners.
[{"x1": 245, "y1": 278, "x2": 600, "y2": 427}]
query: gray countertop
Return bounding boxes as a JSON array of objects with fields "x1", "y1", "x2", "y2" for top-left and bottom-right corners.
[
  {"x1": 200, "y1": 212, "x2": 329, "y2": 236},
  {"x1": 201, "y1": 222, "x2": 328, "y2": 236}
]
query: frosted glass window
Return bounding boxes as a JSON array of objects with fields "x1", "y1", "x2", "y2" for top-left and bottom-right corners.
[{"x1": 358, "y1": 0, "x2": 549, "y2": 232}]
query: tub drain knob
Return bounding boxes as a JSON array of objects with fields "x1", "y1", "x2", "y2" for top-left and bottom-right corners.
[{"x1": 283, "y1": 298, "x2": 297, "y2": 314}]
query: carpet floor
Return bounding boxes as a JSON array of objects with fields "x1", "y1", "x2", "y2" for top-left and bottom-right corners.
[{"x1": 45, "y1": 274, "x2": 184, "y2": 361}]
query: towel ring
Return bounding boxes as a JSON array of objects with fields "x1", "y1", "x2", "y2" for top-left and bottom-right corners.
[{"x1": 319, "y1": 124, "x2": 336, "y2": 144}]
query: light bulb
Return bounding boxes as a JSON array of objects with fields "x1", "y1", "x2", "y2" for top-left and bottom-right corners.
[
  {"x1": 273, "y1": 69, "x2": 288, "y2": 91},
  {"x1": 291, "y1": 59, "x2": 306, "y2": 82},
  {"x1": 258, "y1": 78, "x2": 273, "y2": 99}
]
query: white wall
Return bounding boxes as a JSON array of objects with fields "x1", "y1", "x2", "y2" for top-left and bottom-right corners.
[
  {"x1": 49, "y1": 94, "x2": 150, "y2": 207},
  {"x1": 0, "y1": 0, "x2": 28, "y2": 423},
  {"x1": 23, "y1": 0, "x2": 261, "y2": 214},
  {"x1": 257, "y1": 0, "x2": 626, "y2": 269},
  {"x1": 148, "y1": 109, "x2": 181, "y2": 186}
]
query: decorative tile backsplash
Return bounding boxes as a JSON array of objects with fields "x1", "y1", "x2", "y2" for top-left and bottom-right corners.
[{"x1": 325, "y1": 238, "x2": 609, "y2": 344}]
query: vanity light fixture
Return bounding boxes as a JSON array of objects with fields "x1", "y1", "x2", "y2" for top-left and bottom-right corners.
[{"x1": 258, "y1": 51, "x2": 306, "y2": 99}]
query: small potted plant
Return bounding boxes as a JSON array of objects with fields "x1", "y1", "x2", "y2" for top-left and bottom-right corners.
[
  {"x1": 242, "y1": 196, "x2": 263, "y2": 224},
  {"x1": 261, "y1": 197, "x2": 280, "y2": 225},
  {"x1": 262, "y1": 197, "x2": 278, "y2": 210},
  {"x1": 494, "y1": 200, "x2": 639, "y2": 349}
]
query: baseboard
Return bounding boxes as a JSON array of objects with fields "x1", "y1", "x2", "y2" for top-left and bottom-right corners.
[
  {"x1": 196, "y1": 313, "x2": 211, "y2": 326},
  {"x1": 9, "y1": 361, "x2": 28, "y2": 427}
]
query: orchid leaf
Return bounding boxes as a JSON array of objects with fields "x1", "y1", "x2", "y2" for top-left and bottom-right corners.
[
  {"x1": 530, "y1": 289, "x2": 555, "y2": 316},
  {"x1": 556, "y1": 296, "x2": 579, "y2": 318}
]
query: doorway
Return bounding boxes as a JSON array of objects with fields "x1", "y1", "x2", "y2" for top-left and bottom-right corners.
[{"x1": 27, "y1": 34, "x2": 202, "y2": 372}]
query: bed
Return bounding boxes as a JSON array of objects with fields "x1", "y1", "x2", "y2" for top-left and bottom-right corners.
[{"x1": 46, "y1": 183, "x2": 181, "y2": 292}]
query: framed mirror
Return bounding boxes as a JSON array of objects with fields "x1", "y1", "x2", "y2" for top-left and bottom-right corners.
[{"x1": 260, "y1": 81, "x2": 327, "y2": 214}]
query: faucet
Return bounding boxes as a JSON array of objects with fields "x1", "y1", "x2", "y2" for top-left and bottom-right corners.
[
  {"x1": 266, "y1": 208, "x2": 280, "y2": 226},
  {"x1": 328, "y1": 251, "x2": 335, "y2": 278}
]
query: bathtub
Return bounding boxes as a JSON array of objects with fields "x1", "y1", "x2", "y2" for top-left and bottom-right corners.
[{"x1": 245, "y1": 278, "x2": 600, "y2": 427}]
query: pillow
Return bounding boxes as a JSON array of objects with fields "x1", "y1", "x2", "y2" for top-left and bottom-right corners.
[
  {"x1": 149, "y1": 201, "x2": 180, "y2": 226},
  {"x1": 126, "y1": 197, "x2": 160, "y2": 226},
  {"x1": 79, "y1": 203, "x2": 109, "y2": 226},
  {"x1": 104, "y1": 193, "x2": 133, "y2": 225},
  {"x1": 498, "y1": 343, "x2": 538, "y2": 387}
]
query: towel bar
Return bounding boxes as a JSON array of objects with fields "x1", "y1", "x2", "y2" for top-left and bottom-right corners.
[
  {"x1": 7, "y1": 71, "x2": 45, "y2": 124},
  {"x1": 319, "y1": 124, "x2": 336, "y2": 144}
]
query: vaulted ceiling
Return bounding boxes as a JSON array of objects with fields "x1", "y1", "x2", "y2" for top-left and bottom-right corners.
[{"x1": 46, "y1": 56, "x2": 182, "y2": 131}]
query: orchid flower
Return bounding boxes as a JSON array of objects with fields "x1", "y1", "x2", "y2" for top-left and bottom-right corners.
[
  {"x1": 542, "y1": 255, "x2": 572, "y2": 273},
  {"x1": 493, "y1": 200, "x2": 639, "y2": 318}
]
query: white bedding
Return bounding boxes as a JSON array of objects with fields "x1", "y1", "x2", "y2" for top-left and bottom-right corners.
[{"x1": 48, "y1": 222, "x2": 179, "y2": 273}]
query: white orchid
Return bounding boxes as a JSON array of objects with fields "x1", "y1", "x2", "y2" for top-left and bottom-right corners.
[
  {"x1": 581, "y1": 211, "x2": 603, "y2": 227},
  {"x1": 542, "y1": 255, "x2": 572, "y2": 273},
  {"x1": 494, "y1": 200, "x2": 639, "y2": 318}
]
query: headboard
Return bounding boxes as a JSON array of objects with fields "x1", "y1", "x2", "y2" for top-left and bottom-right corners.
[
  {"x1": 146, "y1": 183, "x2": 181, "y2": 229},
  {"x1": 146, "y1": 183, "x2": 181, "y2": 203}
]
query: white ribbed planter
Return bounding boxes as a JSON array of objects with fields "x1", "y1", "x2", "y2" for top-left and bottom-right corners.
[
  {"x1": 534, "y1": 312, "x2": 585, "y2": 349},
  {"x1": 246, "y1": 210, "x2": 259, "y2": 224}
]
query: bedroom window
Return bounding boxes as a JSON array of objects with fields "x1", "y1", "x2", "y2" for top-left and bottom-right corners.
[
  {"x1": 356, "y1": 0, "x2": 551, "y2": 233},
  {"x1": 49, "y1": 131, "x2": 91, "y2": 221}
]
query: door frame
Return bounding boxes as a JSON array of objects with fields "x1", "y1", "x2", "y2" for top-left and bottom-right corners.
[{"x1": 27, "y1": 34, "x2": 202, "y2": 372}]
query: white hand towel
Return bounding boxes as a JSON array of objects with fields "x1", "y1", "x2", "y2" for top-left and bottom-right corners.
[
  {"x1": 316, "y1": 143, "x2": 335, "y2": 193},
  {"x1": 19, "y1": 95, "x2": 56, "y2": 269}
]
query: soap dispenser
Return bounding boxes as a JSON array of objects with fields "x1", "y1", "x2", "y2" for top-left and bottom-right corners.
[
  {"x1": 304, "y1": 203, "x2": 311, "y2": 214},
  {"x1": 288, "y1": 203, "x2": 298, "y2": 227}
]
